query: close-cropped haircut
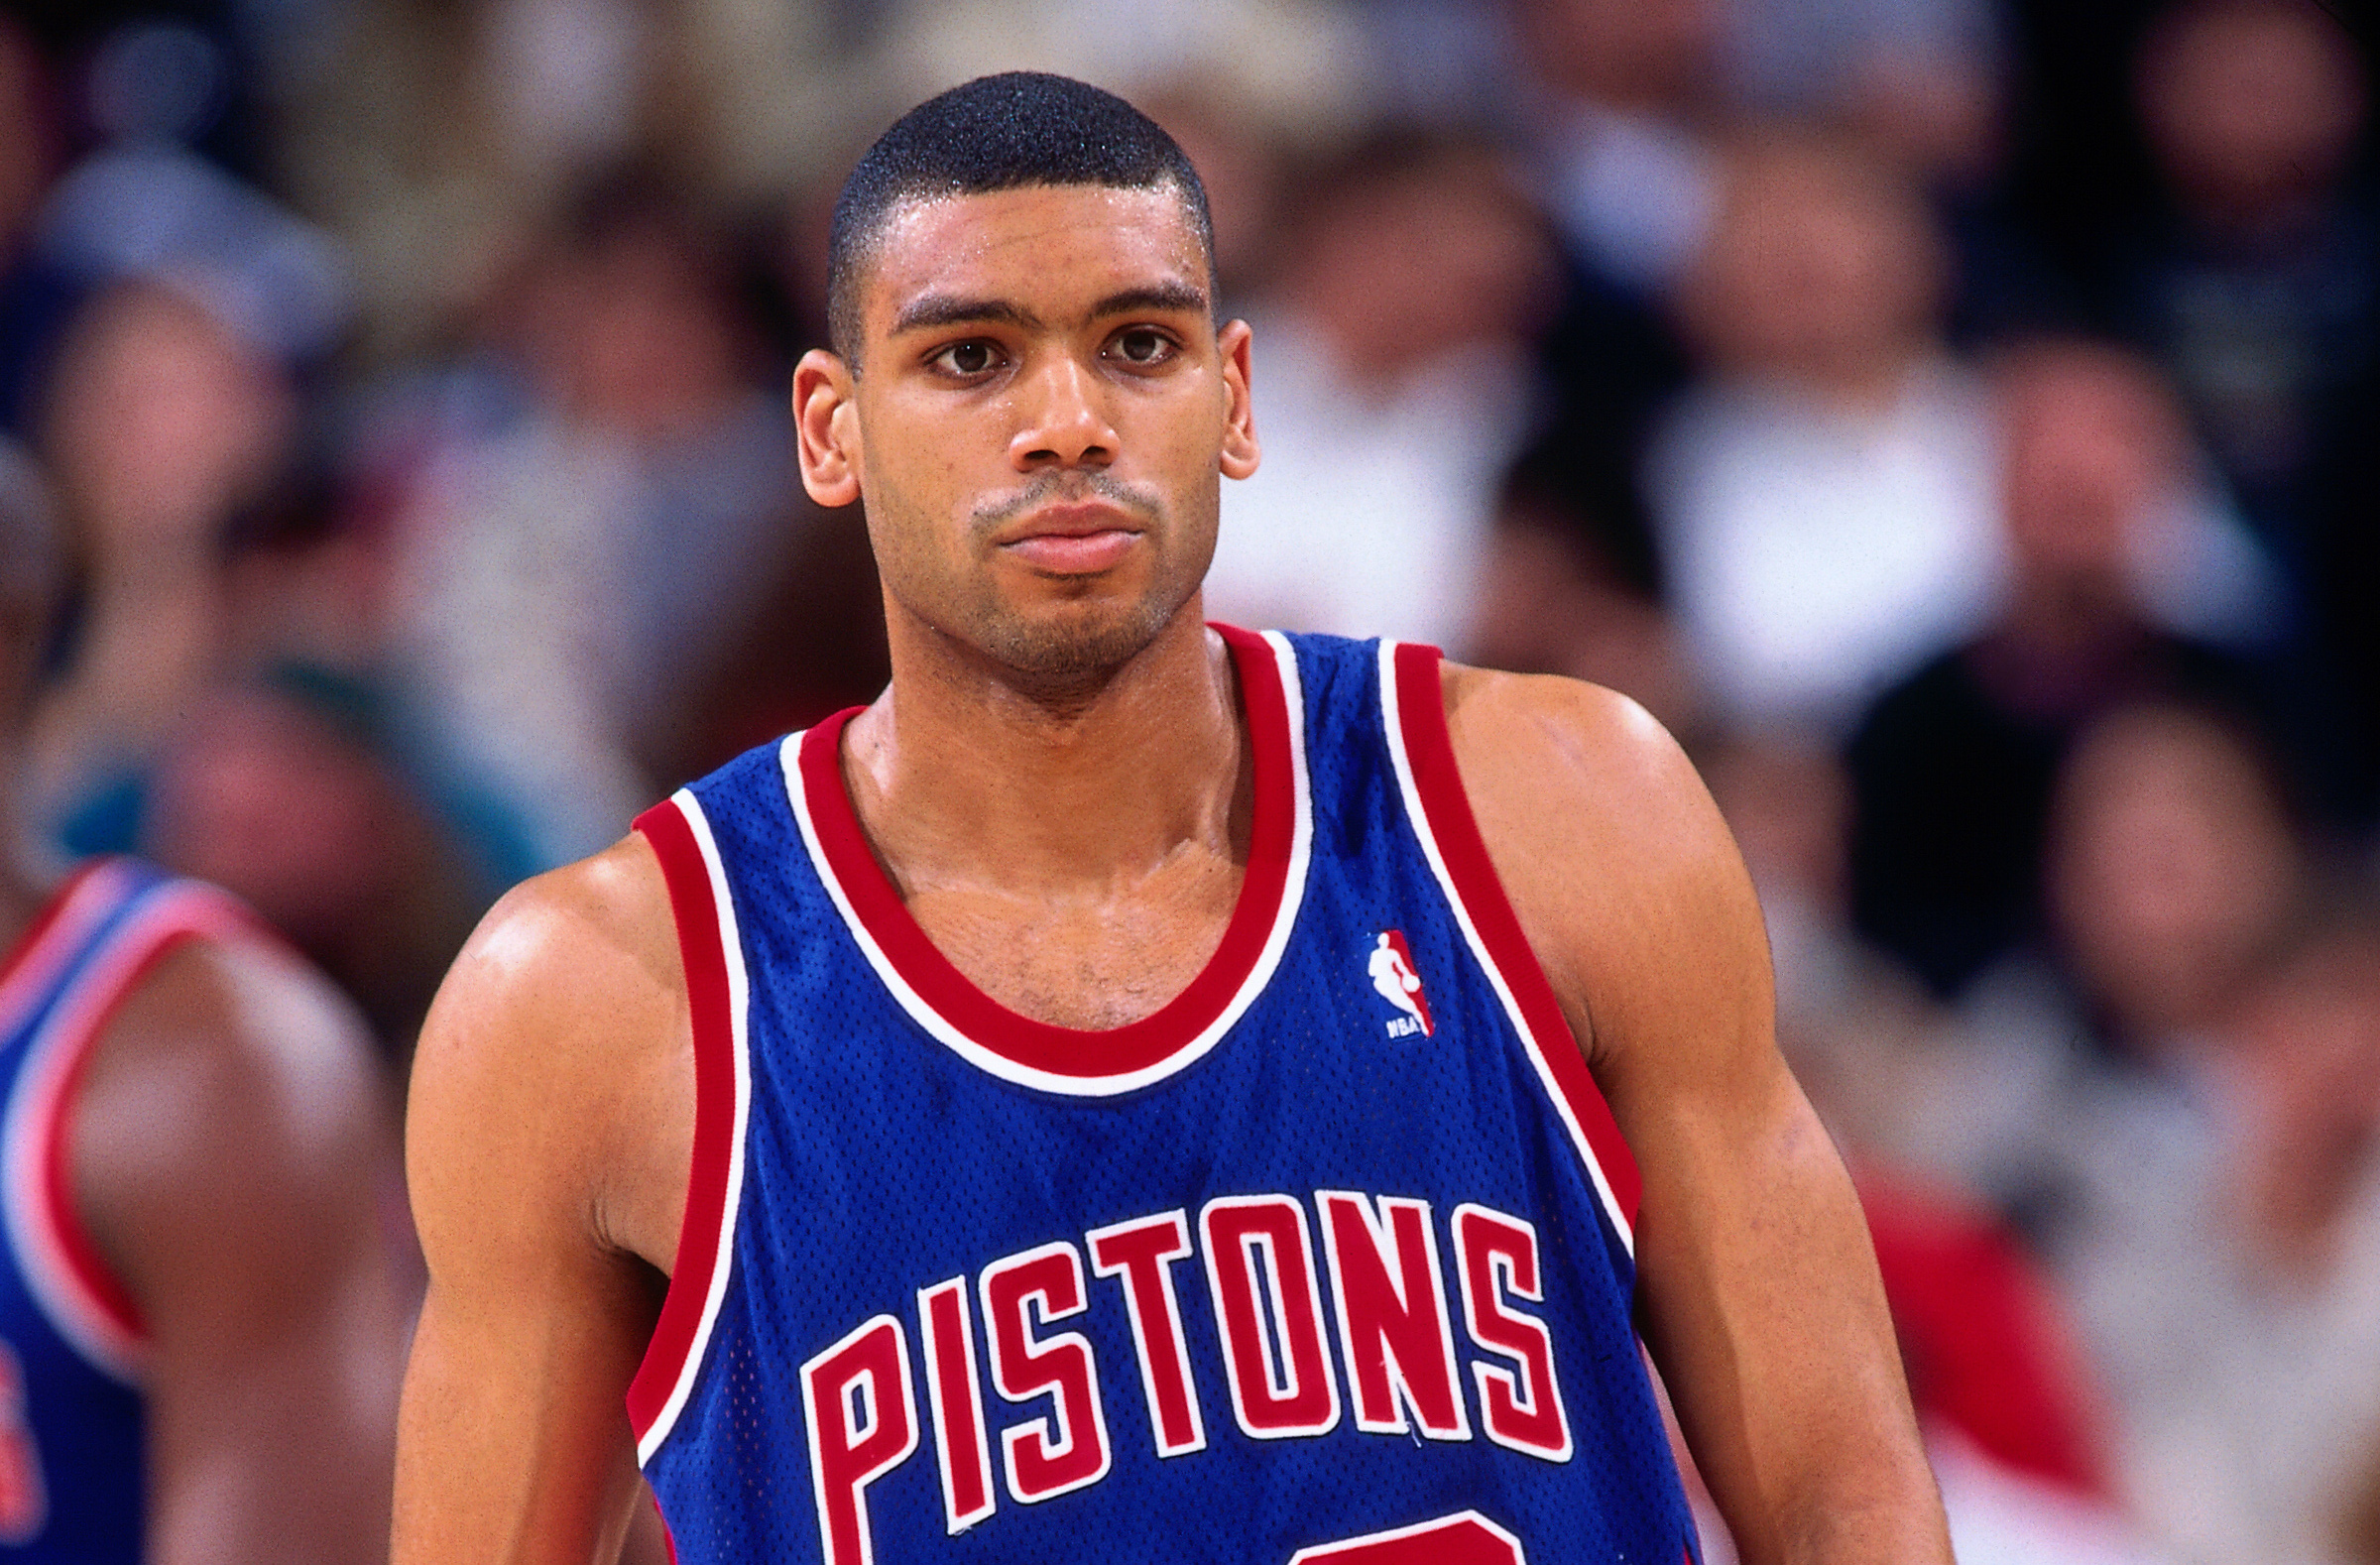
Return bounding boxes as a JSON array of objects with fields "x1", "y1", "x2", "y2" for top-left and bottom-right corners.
[{"x1": 826, "y1": 71, "x2": 1214, "y2": 367}]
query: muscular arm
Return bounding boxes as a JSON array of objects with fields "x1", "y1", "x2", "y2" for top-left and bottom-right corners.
[
  {"x1": 73, "y1": 936, "x2": 413, "y2": 1564},
  {"x1": 1443, "y1": 665, "x2": 1949, "y2": 1565},
  {"x1": 392, "y1": 840, "x2": 691, "y2": 1565}
]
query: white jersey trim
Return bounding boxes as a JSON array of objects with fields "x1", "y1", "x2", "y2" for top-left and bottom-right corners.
[
  {"x1": 1, "y1": 879, "x2": 250, "y2": 1384},
  {"x1": 1375, "y1": 640, "x2": 1634, "y2": 1258},
  {"x1": 635, "y1": 791, "x2": 754, "y2": 1466},
  {"x1": 784, "y1": 630, "x2": 1313, "y2": 1099}
]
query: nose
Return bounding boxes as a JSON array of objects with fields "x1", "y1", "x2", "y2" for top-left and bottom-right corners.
[{"x1": 1008, "y1": 355, "x2": 1118, "y2": 472}]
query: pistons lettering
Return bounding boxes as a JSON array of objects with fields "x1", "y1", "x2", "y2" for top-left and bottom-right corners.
[
  {"x1": 800, "y1": 1314, "x2": 918, "y2": 1565},
  {"x1": 1086, "y1": 1211, "x2": 1205, "y2": 1457},
  {"x1": 1317, "y1": 1192, "x2": 1470, "y2": 1440},
  {"x1": 1202, "y1": 1196, "x2": 1341, "y2": 1439},
  {"x1": 980, "y1": 1242, "x2": 1111, "y2": 1504},
  {"x1": 1452, "y1": 1204, "x2": 1574, "y2": 1461},
  {"x1": 798, "y1": 1193, "x2": 1575, "y2": 1563},
  {"x1": 915, "y1": 1278, "x2": 994, "y2": 1532}
]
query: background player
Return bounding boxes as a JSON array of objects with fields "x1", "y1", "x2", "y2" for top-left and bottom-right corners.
[
  {"x1": 395, "y1": 73, "x2": 1952, "y2": 1564},
  {"x1": 0, "y1": 456, "x2": 411, "y2": 1560}
]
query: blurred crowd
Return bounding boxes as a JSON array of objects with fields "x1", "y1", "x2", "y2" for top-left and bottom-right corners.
[{"x1": 0, "y1": 0, "x2": 2376, "y2": 1560}]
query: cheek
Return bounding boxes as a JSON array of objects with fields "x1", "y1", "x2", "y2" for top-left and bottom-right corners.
[
  {"x1": 852, "y1": 408, "x2": 935, "y2": 521},
  {"x1": 1139, "y1": 391, "x2": 1226, "y2": 473},
  {"x1": 852, "y1": 453, "x2": 995, "y2": 623},
  {"x1": 862, "y1": 390, "x2": 1004, "y2": 496}
]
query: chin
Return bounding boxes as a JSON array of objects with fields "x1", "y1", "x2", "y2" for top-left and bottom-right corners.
[{"x1": 974, "y1": 590, "x2": 1187, "y2": 692}]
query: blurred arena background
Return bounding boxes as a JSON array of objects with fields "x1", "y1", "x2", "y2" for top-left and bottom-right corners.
[{"x1": 0, "y1": 0, "x2": 2376, "y2": 1559}]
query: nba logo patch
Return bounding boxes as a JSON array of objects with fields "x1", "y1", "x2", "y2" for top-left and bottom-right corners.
[{"x1": 1368, "y1": 930, "x2": 1434, "y2": 1038}]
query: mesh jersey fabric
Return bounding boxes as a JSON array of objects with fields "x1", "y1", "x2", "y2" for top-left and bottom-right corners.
[
  {"x1": 0, "y1": 859, "x2": 254, "y2": 1561},
  {"x1": 633, "y1": 628, "x2": 1699, "y2": 1565}
]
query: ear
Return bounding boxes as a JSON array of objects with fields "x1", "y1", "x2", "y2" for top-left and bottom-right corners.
[
  {"x1": 793, "y1": 348, "x2": 863, "y2": 508},
  {"x1": 1216, "y1": 318, "x2": 1259, "y2": 481}
]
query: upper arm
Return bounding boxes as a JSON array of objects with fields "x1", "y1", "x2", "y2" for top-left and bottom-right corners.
[
  {"x1": 1442, "y1": 665, "x2": 1948, "y2": 1565},
  {"x1": 72, "y1": 934, "x2": 412, "y2": 1565},
  {"x1": 393, "y1": 838, "x2": 691, "y2": 1565}
]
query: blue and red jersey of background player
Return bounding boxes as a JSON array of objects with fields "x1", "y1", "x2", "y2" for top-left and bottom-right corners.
[
  {"x1": 0, "y1": 860, "x2": 255, "y2": 1561},
  {"x1": 632, "y1": 628, "x2": 1701, "y2": 1564}
]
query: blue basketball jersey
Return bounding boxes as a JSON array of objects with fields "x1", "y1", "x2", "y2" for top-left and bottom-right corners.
[
  {"x1": 631, "y1": 629, "x2": 1699, "y2": 1565},
  {"x1": 0, "y1": 859, "x2": 253, "y2": 1561}
]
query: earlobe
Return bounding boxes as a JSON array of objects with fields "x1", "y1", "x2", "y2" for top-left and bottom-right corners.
[
  {"x1": 1217, "y1": 318, "x2": 1260, "y2": 481},
  {"x1": 792, "y1": 349, "x2": 863, "y2": 508}
]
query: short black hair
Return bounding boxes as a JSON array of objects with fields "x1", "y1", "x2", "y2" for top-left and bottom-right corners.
[{"x1": 826, "y1": 71, "x2": 1214, "y2": 365}]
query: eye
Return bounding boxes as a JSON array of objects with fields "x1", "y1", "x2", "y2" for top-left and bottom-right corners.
[
  {"x1": 1108, "y1": 327, "x2": 1178, "y2": 368},
  {"x1": 929, "y1": 339, "x2": 1005, "y2": 378}
]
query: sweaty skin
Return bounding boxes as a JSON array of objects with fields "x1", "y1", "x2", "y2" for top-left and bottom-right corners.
[{"x1": 394, "y1": 183, "x2": 1951, "y2": 1564}]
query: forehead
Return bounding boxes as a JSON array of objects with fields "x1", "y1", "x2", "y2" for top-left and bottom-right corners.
[{"x1": 862, "y1": 184, "x2": 1209, "y2": 334}]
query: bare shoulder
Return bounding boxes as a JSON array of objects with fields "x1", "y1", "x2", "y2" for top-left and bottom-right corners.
[
  {"x1": 1438, "y1": 662, "x2": 1716, "y2": 841},
  {"x1": 84, "y1": 931, "x2": 386, "y2": 1156},
  {"x1": 1437, "y1": 662, "x2": 1768, "y2": 1080},
  {"x1": 415, "y1": 831, "x2": 683, "y2": 1093},
  {"x1": 73, "y1": 931, "x2": 394, "y2": 1290},
  {"x1": 407, "y1": 834, "x2": 691, "y2": 1270}
]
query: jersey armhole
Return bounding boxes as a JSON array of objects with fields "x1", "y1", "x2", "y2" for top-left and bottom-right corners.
[
  {"x1": 11, "y1": 880, "x2": 262, "y2": 1384},
  {"x1": 1378, "y1": 642, "x2": 1645, "y2": 1254},
  {"x1": 627, "y1": 795, "x2": 750, "y2": 1464}
]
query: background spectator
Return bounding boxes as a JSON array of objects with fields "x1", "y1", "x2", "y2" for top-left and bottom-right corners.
[
  {"x1": 1203, "y1": 133, "x2": 1560, "y2": 649},
  {"x1": 2118, "y1": 0, "x2": 2374, "y2": 604},
  {"x1": 1466, "y1": 429, "x2": 1696, "y2": 735},
  {"x1": 28, "y1": 281, "x2": 298, "y2": 850},
  {"x1": 379, "y1": 180, "x2": 798, "y2": 877},
  {"x1": 1846, "y1": 339, "x2": 2284, "y2": 999},
  {"x1": 1649, "y1": 126, "x2": 2003, "y2": 735}
]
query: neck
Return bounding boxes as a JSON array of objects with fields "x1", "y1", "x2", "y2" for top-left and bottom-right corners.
[{"x1": 841, "y1": 602, "x2": 1245, "y2": 901}]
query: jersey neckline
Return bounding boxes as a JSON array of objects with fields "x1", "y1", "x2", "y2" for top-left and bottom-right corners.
[{"x1": 785, "y1": 624, "x2": 1311, "y2": 1096}]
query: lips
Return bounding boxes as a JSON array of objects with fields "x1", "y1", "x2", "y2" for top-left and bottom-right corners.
[{"x1": 996, "y1": 502, "x2": 1145, "y2": 574}]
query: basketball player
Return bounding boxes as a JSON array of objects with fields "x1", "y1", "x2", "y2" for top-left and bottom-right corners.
[
  {"x1": 0, "y1": 453, "x2": 410, "y2": 1558},
  {"x1": 395, "y1": 74, "x2": 1952, "y2": 1564}
]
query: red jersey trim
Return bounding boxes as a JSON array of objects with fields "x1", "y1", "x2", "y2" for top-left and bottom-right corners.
[
  {"x1": 3, "y1": 874, "x2": 260, "y2": 1383},
  {"x1": 628, "y1": 794, "x2": 751, "y2": 1462},
  {"x1": 786, "y1": 625, "x2": 1310, "y2": 1096},
  {"x1": 0, "y1": 863, "x2": 117, "y2": 1048},
  {"x1": 1380, "y1": 642, "x2": 1643, "y2": 1249}
]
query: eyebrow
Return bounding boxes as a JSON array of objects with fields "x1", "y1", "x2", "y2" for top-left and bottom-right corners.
[
  {"x1": 1086, "y1": 282, "x2": 1211, "y2": 320},
  {"x1": 889, "y1": 281, "x2": 1212, "y2": 337},
  {"x1": 891, "y1": 294, "x2": 1043, "y2": 336}
]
